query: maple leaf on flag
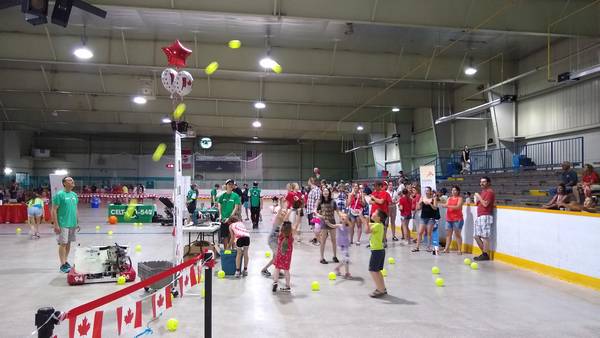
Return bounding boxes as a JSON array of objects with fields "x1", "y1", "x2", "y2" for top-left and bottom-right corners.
[
  {"x1": 124, "y1": 308, "x2": 134, "y2": 325},
  {"x1": 78, "y1": 316, "x2": 91, "y2": 336},
  {"x1": 157, "y1": 293, "x2": 164, "y2": 307}
]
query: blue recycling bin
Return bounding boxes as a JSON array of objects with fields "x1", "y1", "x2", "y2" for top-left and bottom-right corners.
[{"x1": 90, "y1": 196, "x2": 101, "y2": 208}]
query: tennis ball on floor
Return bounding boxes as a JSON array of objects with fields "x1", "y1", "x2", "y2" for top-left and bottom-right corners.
[
  {"x1": 464, "y1": 258, "x2": 472, "y2": 265},
  {"x1": 224, "y1": 250, "x2": 232, "y2": 255},
  {"x1": 107, "y1": 230, "x2": 113, "y2": 236},
  {"x1": 431, "y1": 266, "x2": 440, "y2": 274},
  {"x1": 328, "y1": 272, "x2": 336, "y2": 280},
  {"x1": 311, "y1": 281, "x2": 320, "y2": 291},
  {"x1": 217, "y1": 270, "x2": 225, "y2": 279},
  {"x1": 16, "y1": 227, "x2": 22, "y2": 234},
  {"x1": 388, "y1": 257, "x2": 396, "y2": 264},
  {"x1": 95, "y1": 225, "x2": 101, "y2": 231},
  {"x1": 228, "y1": 39, "x2": 241, "y2": 49},
  {"x1": 265, "y1": 251, "x2": 271, "y2": 258},
  {"x1": 117, "y1": 275, "x2": 126, "y2": 285},
  {"x1": 135, "y1": 244, "x2": 142, "y2": 253},
  {"x1": 435, "y1": 277, "x2": 445, "y2": 287},
  {"x1": 470, "y1": 262, "x2": 479, "y2": 270},
  {"x1": 201, "y1": 287, "x2": 205, "y2": 298},
  {"x1": 381, "y1": 269, "x2": 388, "y2": 277},
  {"x1": 166, "y1": 318, "x2": 179, "y2": 332}
]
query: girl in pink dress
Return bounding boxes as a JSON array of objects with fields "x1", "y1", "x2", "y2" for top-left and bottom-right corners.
[{"x1": 272, "y1": 221, "x2": 294, "y2": 292}]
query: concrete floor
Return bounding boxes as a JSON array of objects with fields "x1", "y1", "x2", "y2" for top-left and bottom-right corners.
[{"x1": 1, "y1": 206, "x2": 599, "y2": 338}]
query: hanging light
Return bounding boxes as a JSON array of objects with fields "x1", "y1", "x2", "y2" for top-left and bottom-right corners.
[
  {"x1": 132, "y1": 96, "x2": 147, "y2": 105},
  {"x1": 252, "y1": 120, "x2": 262, "y2": 128},
  {"x1": 3, "y1": 167, "x2": 13, "y2": 175},
  {"x1": 253, "y1": 136, "x2": 259, "y2": 140},
  {"x1": 73, "y1": 24, "x2": 93, "y2": 60},
  {"x1": 254, "y1": 101, "x2": 266, "y2": 109},
  {"x1": 356, "y1": 125, "x2": 364, "y2": 131},
  {"x1": 464, "y1": 66, "x2": 478, "y2": 76},
  {"x1": 162, "y1": 117, "x2": 172, "y2": 123},
  {"x1": 54, "y1": 169, "x2": 68, "y2": 175},
  {"x1": 259, "y1": 57, "x2": 277, "y2": 69},
  {"x1": 392, "y1": 107, "x2": 400, "y2": 112}
]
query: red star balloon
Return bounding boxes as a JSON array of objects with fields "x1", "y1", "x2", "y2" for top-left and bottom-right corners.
[{"x1": 161, "y1": 40, "x2": 192, "y2": 68}]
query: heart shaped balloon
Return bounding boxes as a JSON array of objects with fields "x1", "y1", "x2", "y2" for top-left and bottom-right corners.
[
  {"x1": 161, "y1": 68, "x2": 178, "y2": 94},
  {"x1": 174, "y1": 70, "x2": 194, "y2": 97}
]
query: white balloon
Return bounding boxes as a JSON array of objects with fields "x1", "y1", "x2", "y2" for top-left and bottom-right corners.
[
  {"x1": 174, "y1": 70, "x2": 194, "y2": 97},
  {"x1": 161, "y1": 68, "x2": 178, "y2": 94}
]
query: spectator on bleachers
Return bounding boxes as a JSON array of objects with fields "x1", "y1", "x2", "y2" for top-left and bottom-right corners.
[
  {"x1": 558, "y1": 161, "x2": 578, "y2": 193},
  {"x1": 542, "y1": 184, "x2": 572, "y2": 210},
  {"x1": 473, "y1": 176, "x2": 495, "y2": 261},
  {"x1": 579, "y1": 164, "x2": 600, "y2": 196},
  {"x1": 464, "y1": 192, "x2": 472, "y2": 203},
  {"x1": 461, "y1": 146, "x2": 471, "y2": 174}
]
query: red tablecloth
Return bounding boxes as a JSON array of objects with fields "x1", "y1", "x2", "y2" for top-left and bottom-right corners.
[
  {"x1": 0, "y1": 204, "x2": 28, "y2": 224},
  {"x1": 0, "y1": 204, "x2": 51, "y2": 224}
]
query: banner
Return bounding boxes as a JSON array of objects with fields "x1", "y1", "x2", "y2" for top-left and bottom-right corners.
[{"x1": 419, "y1": 165, "x2": 436, "y2": 196}]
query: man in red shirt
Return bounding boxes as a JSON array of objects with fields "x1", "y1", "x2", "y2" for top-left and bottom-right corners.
[
  {"x1": 370, "y1": 181, "x2": 392, "y2": 247},
  {"x1": 473, "y1": 176, "x2": 495, "y2": 261}
]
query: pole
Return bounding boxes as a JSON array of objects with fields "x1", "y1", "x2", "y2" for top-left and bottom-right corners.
[{"x1": 204, "y1": 252, "x2": 213, "y2": 338}]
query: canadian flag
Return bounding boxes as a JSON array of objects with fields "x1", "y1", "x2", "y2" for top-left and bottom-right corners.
[
  {"x1": 151, "y1": 286, "x2": 173, "y2": 318},
  {"x1": 178, "y1": 265, "x2": 199, "y2": 297},
  {"x1": 69, "y1": 311, "x2": 103, "y2": 338},
  {"x1": 116, "y1": 301, "x2": 142, "y2": 335}
]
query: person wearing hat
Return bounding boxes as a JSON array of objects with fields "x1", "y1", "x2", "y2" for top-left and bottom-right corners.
[
  {"x1": 218, "y1": 179, "x2": 242, "y2": 249},
  {"x1": 249, "y1": 181, "x2": 262, "y2": 229}
]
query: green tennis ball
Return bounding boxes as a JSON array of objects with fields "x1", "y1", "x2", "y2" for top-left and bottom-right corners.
[
  {"x1": 265, "y1": 251, "x2": 271, "y2": 258},
  {"x1": 201, "y1": 287, "x2": 205, "y2": 298},
  {"x1": 224, "y1": 250, "x2": 232, "y2": 255},
  {"x1": 95, "y1": 225, "x2": 101, "y2": 231},
  {"x1": 328, "y1": 272, "x2": 336, "y2": 280},
  {"x1": 166, "y1": 318, "x2": 179, "y2": 332},
  {"x1": 107, "y1": 230, "x2": 113, "y2": 236},
  {"x1": 152, "y1": 143, "x2": 167, "y2": 162},
  {"x1": 217, "y1": 270, "x2": 225, "y2": 279},
  {"x1": 311, "y1": 281, "x2": 320, "y2": 291},
  {"x1": 135, "y1": 244, "x2": 142, "y2": 253},
  {"x1": 228, "y1": 40, "x2": 241, "y2": 49},
  {"x1": 464, "y1": 258, "x2": 472, "y2": 265},
  {"x1": 117, "y1": 276, "x2": 126, "y2": 285},
  {"x1": 205, "y1": 61, "x2": 219, "y2": 75},
  {"x1": 388, "y1": 257, "x2": 396, "y2": 264},
  {"x1": 381, "y1": 268, "x2": 388, "y2": 277},
  {"x1": 470, "y1": 262, "x2": 479, "y2": 270},
  {"x1": 431, "y1": 266, "x2": 440, "y2": 274},
  {"x1": 435, "y1": 277, "x2": 444, "y2": 287},
  {"x1": 16, "y1": 227, "x2": 22, "y2": 233}
]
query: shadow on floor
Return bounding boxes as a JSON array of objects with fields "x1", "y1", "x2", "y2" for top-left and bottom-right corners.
[{"x1": 377, "y1": 294, "x2": 417, "y2": 305}]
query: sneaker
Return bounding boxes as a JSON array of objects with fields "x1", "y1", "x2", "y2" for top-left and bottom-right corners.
[
  {"x1": 474, "y1": 253, "x2": 490, "y2": 261},
  {"x1": 392, "y1": 236, "x2": 399, "y2": 241},
  {"x1": 235, "y1": 271, "x2": 241, "y2": 278},
  {"x1": 332, "y1": 256, "x2": 339, "y2": 263},
  {"x1": 272, "y1": 282, "x2": 278, "y2": 293},
  {"x1": 320, "y1": 259, "x2": 328, "y2": 264},
  {"x1": 65, "y1": 262, "x2": 72, "y2": 268},
  {"x1": 242, "y1": 269, "x2": 248, "y2": 277},
  {"x1": 356, "y1": 240, "x2": 360, "y2": 246},
  {"x1": 261, "y1": 269, "x2": 272, "y2": 277},
  {"x1": 279, "y1": 287, "x2": 291, "y2": 292},
  {"x1": 59, "y1": 264, "x2": 70, "y2": 273}
]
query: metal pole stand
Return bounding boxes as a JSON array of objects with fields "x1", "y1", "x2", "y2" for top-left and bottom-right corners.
[{"x1": 203, "y1": 250, "x2": 214, "y2": 338}]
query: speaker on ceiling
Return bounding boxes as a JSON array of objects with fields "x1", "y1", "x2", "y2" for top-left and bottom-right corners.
[{"x1": 51, "y1": 0, "x2": 73, "y2": 27}]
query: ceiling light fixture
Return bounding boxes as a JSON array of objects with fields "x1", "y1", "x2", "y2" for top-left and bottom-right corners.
[
  {"x1": 162, "y1": 117, "x2": 172, "y2": 123},
  {"x1": 3, "y1": 167, "x2": 13, "y2": 175},
  {"x1": 254, "y1": 101, "x2": 266, "y2": 109},
  {"x1": 252, "y1": 120, "x2": 262, "y2": 128},
  {"x1": 259, "y1": 57, "x2": 276, "y2": 69},
  {"x1": 392, "y1": 107, "x2": 400, "y2": 112},
  {"x1": 464, "y1": 66, "x2": 478, "y2": 76},
  {"x1": 54, "y1": 169, "x2": 68, "y2": 175},
  {"x1": 253, "y1": 136, "x2": 258, "y2": 140},
  {"x1": 132, "y1": 96, "x2": 147, "y2": 105},
  {"x1": 356, "y1": 125, "x2": 364, "y2": 131},
  {"x1": 74, "y1": 24, "x2": 93, "y2": 60}
]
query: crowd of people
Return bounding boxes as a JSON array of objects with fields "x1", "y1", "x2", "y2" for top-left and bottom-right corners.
[
  {"x1": 204, "y1": 172, "x2": 497, "y2": 298},
  {"x1": 544, "y1": 162, "x2": 598, "y2": 212}
]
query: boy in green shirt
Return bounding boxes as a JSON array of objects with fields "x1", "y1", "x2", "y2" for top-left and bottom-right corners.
[
  {"x1": 366, "y1": 210, "x2": 386, "y2": 298},
  {"x1": 217, "y1": 179, "x2": 241, "y2": 249},
  {"x1": 249, "y1": 181, "x2": 262, "y2": 229},
  {"x1": 51, "y1": 177, "x2": 80, "y2": 273}
]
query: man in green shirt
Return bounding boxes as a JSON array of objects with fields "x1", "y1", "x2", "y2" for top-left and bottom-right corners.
[
  {"x1": 52, "y1": 177, "x2": 79, "y2": 273},
  {"x1": 210, "y1": 184, "x2": 220, "y2": 207},
  {"x1": 186, "y1": 183, "x2": 199, "y2": 225},
  {"x1": 249, "y1": 181, "x2": 262, "y2": 229},
  {"x1": 217, "y1": 179, "x2": 241, "y2": 249}
]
